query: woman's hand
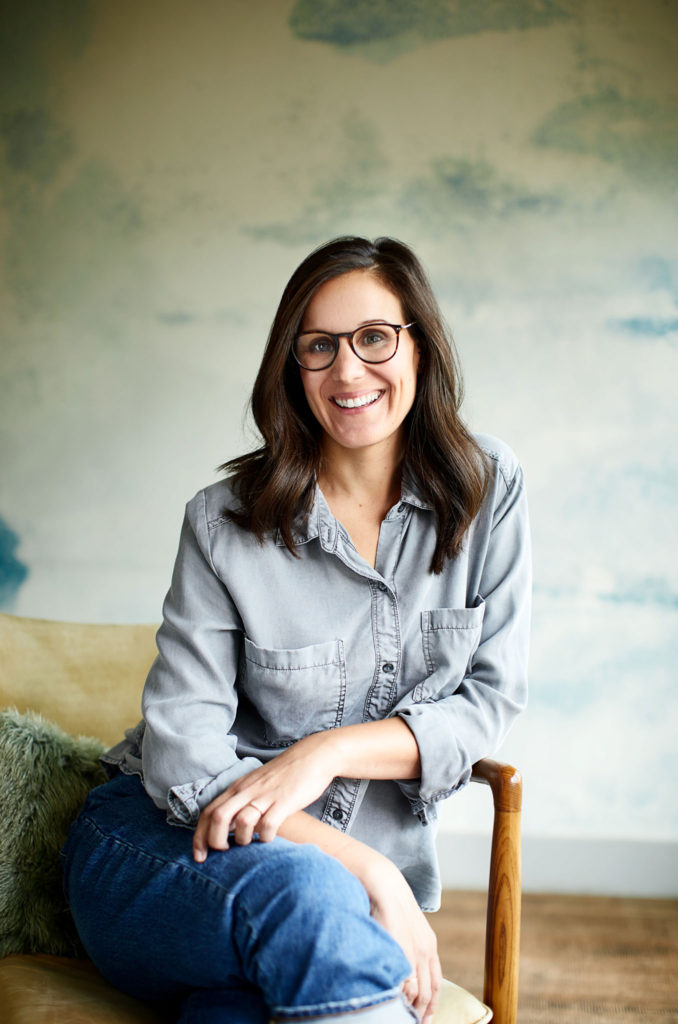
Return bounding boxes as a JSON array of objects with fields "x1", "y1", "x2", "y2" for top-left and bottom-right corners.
[
  {"x1": 193, "y1": 732, "x2": 336, "y2": 861},
  {"x1": 363, "y1": 858, "x2": 442, "y2": 1024}
]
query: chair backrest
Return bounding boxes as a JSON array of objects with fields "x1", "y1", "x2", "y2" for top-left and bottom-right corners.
[{"x1": 0, "y1": 613, "x2": 158, "y2": 748}]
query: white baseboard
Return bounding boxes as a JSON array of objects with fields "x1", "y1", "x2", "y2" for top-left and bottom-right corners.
[{"x1": 436, "y1": 833, "x2": 678, "y2": 897}]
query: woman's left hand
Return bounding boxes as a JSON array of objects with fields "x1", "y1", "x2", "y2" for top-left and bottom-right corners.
[{"x1": 193, "y1": 732, "x2": 336, "y2": 861}]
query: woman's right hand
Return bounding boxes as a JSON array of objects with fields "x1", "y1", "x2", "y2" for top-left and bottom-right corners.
[{"x1": 361, "y1": 857, "x2": 442, "y2": 1023}]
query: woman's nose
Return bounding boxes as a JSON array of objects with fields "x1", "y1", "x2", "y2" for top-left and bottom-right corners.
[{"x1": 331, "y1": 337, "x2": 365, "y2": 379}]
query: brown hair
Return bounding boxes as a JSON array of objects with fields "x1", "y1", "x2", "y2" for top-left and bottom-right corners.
[{"x1": 221, "y1": 236, "x2": 489, "y2": 574}]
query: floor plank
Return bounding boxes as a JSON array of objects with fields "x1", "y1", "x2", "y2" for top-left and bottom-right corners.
[{"x1": 433, "y1": 891, "x2": 678, "y2": 1023}]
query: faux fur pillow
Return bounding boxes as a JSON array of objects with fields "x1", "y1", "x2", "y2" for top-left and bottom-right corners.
[{"x1": 0, "y1": 708, "x2": 107, "y2": 956}]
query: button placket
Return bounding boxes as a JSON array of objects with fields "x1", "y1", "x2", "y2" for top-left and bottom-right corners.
[{"x1": 364, "y1": 579, "x2": 401, "y2": 721}]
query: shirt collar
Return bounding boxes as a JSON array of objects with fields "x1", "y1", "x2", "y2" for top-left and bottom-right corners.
[
  {"x1": 276, "y1": 473, "x2": 432, "y2": 548},
  {"x1": 399, "y1": 467, "x2": 434, "y2": 512}
]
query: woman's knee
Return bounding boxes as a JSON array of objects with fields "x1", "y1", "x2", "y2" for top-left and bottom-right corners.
[
  {"x1": 233, "y1": 843, "x2": 409, "y2": 1009},
  {"x1": 235, "y1": 841, "x2": 369, "y2": 927}
]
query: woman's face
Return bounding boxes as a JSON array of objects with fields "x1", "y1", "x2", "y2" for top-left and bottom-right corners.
[{"x1": 298, "y1": 270, "x2": 420, "y2": 460}]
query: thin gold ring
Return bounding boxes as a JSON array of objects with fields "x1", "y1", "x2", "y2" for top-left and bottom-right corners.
[{"x1": 248, "y1": 800, "x2": 265, "y2": 814}]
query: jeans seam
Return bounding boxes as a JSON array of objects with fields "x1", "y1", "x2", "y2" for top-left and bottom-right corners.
[
  {"x1": 272, "y1": 987, "x2": 406, "y2": 1019},
  {"x1": 75, "y1": 815, "x2": 239, "y2": 904}
]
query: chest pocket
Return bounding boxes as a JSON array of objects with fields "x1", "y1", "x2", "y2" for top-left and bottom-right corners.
[
  {"x1": 414, "y1": 602, "x2": 485, "y2": 702},
  {"x1": 242, "y1": 637, "x2": 346, "y2": 747}
]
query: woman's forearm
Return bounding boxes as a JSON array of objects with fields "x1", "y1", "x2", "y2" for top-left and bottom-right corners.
[
  {"x1": 313, "y1": 717, "x2": 421, "y2": 782},
  {"x1": 277, "y1": 808, "x2": 392, "y2": 885},
  {"x1": 192, "y1": 718, "x2": 421, "y2": 861}
]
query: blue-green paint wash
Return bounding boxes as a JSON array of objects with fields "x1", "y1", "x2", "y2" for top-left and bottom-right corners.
[
  {"x1": 1, "y1": 108, "x2": 74, "y2": 184},
  {"x1": 249, "y1": 146, "x2": 562, "y2": 245},
  {"x1": 157, "y1": 312, "x2": 198, "y2": 326},
  {"x1": 614, "y1": 317, "x2": 678, "y2": 341},
  {"x1": 3, "y1": 158, "x2": 144, "y2": 315},
  {"x1": 0, "y1": 0, "x2": 94, "y2": 109},
  {"x1": 599, "y1": 580, "x2": 678, "y2": 610},
  {"x1": 0, "y1": 518, "x2": 28, "y2": 610},
  {"x1": 637, "y1": 257, "x2": 678, "y2": 296},
  {"x1": 533, "y1": 88, "x2": 678, "y2": 186},
  {"x1": 289, "y1": 0, "x2": 574, "y2": 52},
  {"x1": 0, "y1": 1, "x2": 137, "y2": 318},
  {"x1": 401, "y1": 157, "x2": 561, "y2": 229},
  {"x1": 528, "y1": 637, "x2": 678, "y2": 714},
  {"x1": 246, "y1": 111, "x2": 387, "y2": 245}
]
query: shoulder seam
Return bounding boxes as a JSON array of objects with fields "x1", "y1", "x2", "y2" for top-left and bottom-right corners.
[
  {"x1": 199, "y1": 490, "x2": 220, "y2": 577},
  {"x1": 480, "y1": 445, "x2": 514, "y2": 491},
  {"x1": 207, "y1": 512, "x2": 231, "y2": 532}
]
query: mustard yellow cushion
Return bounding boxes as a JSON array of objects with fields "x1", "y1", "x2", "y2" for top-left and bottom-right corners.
[
  {"x1": 0, "y1": 955, "x2": 164, "y2": 1024},
  {"x1": 0, "y1": 957, "x2": 491, "y2": 1024},
  {"x1": 0, "y1": 613, "x2": 156, "y2": 748}
]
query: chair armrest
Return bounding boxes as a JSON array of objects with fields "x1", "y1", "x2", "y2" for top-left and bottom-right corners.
[
  {"x1": 471, "y1": 758, "x2": 522, "y2": 1024},
  {"x1": 471, "y1": 758, "x2": 522, "y2": 813}
]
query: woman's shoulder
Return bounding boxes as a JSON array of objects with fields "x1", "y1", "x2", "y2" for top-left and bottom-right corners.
[
  {"x1": 184, "y1": 475, "x2": 242, "y2": 532},
  {"x1": 473, "y1": 432, "x2": 523, "y2": 491}
]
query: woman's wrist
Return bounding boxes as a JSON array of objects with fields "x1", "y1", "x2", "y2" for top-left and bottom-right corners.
[
  {"x1": 277, "y1": 809, "x2": 394, "y2": 884},
  {"x1": 304, "y1": 718, "x2": 421, "y2": 782}
]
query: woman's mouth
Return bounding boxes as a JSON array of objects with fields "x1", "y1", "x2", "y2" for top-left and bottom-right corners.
[{"x1": 331, "y1": 390, "x2": 383, "y2": 410}]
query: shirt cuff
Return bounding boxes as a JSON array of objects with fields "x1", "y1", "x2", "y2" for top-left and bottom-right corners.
[
  {"x1": 395, "y1": 704, "x2": 472, "y2": 824},
  {"x1": 166, "y1": 756, "x2": 264, "y2": 826}
]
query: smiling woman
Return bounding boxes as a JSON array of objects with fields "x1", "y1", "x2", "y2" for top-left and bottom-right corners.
[{"x1": 61, "y1": 236, "x2": 531, "y2": 1024}]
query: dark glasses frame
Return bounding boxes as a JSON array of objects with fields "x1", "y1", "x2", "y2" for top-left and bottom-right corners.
[{"x1": 292, "y1": 321, "x2": 416, "y2": 371}]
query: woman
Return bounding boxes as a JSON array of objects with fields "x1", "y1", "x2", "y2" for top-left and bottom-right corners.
[{"x1": 63, "y1": 236, "x2": 530, "y2": 1024}]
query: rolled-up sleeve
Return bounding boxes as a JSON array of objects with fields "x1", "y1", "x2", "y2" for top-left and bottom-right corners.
[
  {"x1": 394, "y1": 460, "x2": 531, "y2": 823},
  {"x1": 141, "y1": 491, "x2": 262, "y2": 826}
]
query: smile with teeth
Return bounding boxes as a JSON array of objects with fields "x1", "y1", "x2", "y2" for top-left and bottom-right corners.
[{"x1": 332, "y1": 390, "x2": 383, "y2": 409}]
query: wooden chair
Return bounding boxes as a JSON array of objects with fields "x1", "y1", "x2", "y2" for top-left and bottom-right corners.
[{"x1": 0, "y1": 612, "x2": 521, "y2": 1024}]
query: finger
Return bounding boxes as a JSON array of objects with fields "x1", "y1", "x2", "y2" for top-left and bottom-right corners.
[
  {"x1": 402, "y1": 973, "x2": 418, "y2": 1008},
  {"x1": 193, "y1": 781, "x2": 265, "y2": 861},
  {"x1": 420, "y1": 955, "x2": 442, "y2": 1023},
  {"x1": 256, "y1": 810, "x2": 280, "y2": 843},
  {"x1": 232, "y1": 803, "x2": 263, "y2": 846},
  {"x1": 193, "y1": 813, "x2": 220, "y2": 862},
  {"x1": 412, "y1": 963, "x2": 431, "y2": 1021}
]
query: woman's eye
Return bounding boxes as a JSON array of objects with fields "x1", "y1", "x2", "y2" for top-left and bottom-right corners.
[
  {"x1": 360, "y1": 331, "x2": 388, "y2": 347},
  {"x1": 308, "y1": 336, "x2": 334, "y2": 353}
]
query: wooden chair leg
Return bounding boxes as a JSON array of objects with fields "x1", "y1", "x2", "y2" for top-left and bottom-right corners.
[{"x1": 471, "y1": 759, "x2": 522, "y2": 1024}]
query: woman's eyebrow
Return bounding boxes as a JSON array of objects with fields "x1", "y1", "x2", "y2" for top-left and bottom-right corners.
[{"x1": 300, "y1": 319, "x2": 391, "y2": 333}]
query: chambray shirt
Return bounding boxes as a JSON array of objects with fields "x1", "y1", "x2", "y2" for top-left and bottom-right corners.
[{"x1": 104, "y1": 433, "x2": 530, "y2": 911}]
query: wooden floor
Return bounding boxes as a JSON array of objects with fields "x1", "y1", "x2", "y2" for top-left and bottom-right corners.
[{"x1": 433, "y1": 891, "x2": 678, "y2": 1023}]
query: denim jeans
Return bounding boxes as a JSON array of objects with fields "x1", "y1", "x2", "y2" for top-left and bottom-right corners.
[{"x1": 62, "y1": 773, "x2": 415, "y2": 1022}]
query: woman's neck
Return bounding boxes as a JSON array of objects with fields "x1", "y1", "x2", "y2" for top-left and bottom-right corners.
[{"x1": 317, "y1": 436, "x2": 404, "y2": 522}]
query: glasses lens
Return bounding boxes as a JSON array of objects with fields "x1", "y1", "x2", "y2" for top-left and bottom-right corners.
[
  {"x1": 293, "y1": 333, "x2": 336, "y2": 370},
  {"x1": 353, "y1": 324, "x2": 398, "y2": 363}
]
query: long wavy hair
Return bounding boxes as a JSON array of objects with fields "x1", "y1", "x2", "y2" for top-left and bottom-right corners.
[{"x1": 221, "y1": 236, "x2": 489, "y2": 574}]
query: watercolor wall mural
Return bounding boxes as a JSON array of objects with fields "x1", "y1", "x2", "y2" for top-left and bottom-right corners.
[{"x1": 1, "y1": 0, "x2": 676, "y2": 891}]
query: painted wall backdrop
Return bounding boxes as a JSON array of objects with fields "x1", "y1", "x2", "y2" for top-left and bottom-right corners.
[{"x1": 1, "y1": 0, "x2": 677, "y2": 892}]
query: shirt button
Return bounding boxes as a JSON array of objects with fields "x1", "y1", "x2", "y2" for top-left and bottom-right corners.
[
  {"x1": 377, "y1": 582, "x2": 387, "y2": 592},
  {"x1": 332, "y1": 808, "x2": 344, "y2": 821},
  {"x1": 398, "y1": 503, "x2": 406, "y2": 513},
  {"x1": 382, "y1": 662, "x2": 395, "y2": 673}
]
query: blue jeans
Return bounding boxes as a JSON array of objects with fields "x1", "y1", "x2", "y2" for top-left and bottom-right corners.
[{"x1": 62, "y1": 773, "x2": 414, "y2": 1022}]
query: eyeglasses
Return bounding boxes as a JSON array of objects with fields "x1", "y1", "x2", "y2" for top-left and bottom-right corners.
[{"x1": 292, "y1": 321, "x2": 416, "y2": 371}]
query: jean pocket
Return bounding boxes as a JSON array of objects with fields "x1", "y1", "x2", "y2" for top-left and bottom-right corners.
[
  {"x1": 414, "y1": 602, "x2": 486, "y2": 701},
  {"x1": 242, "y1": 637, "x2": 347, "y2": 746}
]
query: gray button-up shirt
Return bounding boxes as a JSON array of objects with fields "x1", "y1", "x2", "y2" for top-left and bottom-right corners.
[{"x1": 104, "y1": 433, "x2": 530, "y2": 910}]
